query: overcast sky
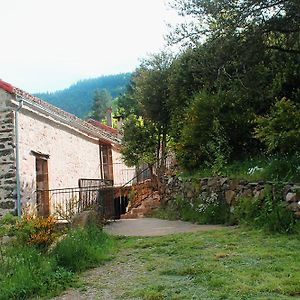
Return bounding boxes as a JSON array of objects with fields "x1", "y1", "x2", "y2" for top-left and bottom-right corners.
[{"x1": 0, "y1": 0, "x2": 180, "y2": 93}]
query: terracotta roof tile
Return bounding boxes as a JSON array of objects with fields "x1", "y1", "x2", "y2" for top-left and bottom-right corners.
[{"x1": 0, "y1": 80, "x2": 120, "y2": 144}]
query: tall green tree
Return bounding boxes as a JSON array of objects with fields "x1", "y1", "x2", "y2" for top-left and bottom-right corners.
[
  {"x1": 166, "y1": 0, "x2": 300, "y2": 170},
  {"x1": 117, "y1": 52, "x2": 173, "y2": 190},
  {"x1": 169, "y1": 0, "x2": 300, "y2": 53},
  {"x1": 132, "y1": 52, "x2": 173, "y2": 173},
  {"x1": 90, "y1": 89, "x2": 112, "y2": 121},
  {"x1": 121, "y1": 115, "x2": 157, "y2": 167},
  {"x1": 255, "y1": 98, "x2": 300, "y2": 155}
]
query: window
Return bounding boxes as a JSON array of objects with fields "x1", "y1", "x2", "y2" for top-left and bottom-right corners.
[{"x1": 99, "y1": 144, "x2": 113, "y2": 181}]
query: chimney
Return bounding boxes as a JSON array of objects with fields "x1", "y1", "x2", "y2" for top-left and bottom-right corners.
[
  {"x1": 106, "y1": 107, "x2": 112, "y2": 127},
  {"x1": 113, "y1": 115, "x2": 124, "y2": 131}
]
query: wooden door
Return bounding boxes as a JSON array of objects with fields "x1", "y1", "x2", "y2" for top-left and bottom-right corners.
[
  {"x1": 100, "y1": 144, "x2": 113, "y2": 182},
  {"x1": 36, "y1": 158, "x2": 50, "y2": 217}
]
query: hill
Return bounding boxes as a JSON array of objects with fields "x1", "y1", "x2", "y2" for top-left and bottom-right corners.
[{"x1": 35, "y1": 73, "x2": 131, "y2": 117}]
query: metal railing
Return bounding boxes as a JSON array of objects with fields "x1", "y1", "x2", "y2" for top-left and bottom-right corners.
[
  {"x1": 111, "y1": 163, "x2": 137, "y2": 186},
  {"x1": 34, "y1": 164, "x2": 161, "y2": 221},
  {"x1": 36, "y1": 182, "x2": 115, "y2": 221}
]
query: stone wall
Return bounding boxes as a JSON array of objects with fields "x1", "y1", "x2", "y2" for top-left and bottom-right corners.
[
  {"x1": 163, "y1": 176, "x2": 300, "y2": 216},
  {"x1": 0, "y1": 90, "x2": 16, "y2": 216}
]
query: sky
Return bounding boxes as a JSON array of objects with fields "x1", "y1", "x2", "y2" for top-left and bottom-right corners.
[{"x1": 0, "y1": 0, "x2": 181, "y2": 93}]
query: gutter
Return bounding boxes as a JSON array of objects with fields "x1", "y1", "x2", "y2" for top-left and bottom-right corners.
[{"x1": 15, "y1": 97, "x2": 23, "y2": 217}]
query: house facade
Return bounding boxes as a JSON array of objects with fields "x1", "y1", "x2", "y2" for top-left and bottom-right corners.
[{"x1": 0, "y1": 80, "x2": 135, "y2": 218}]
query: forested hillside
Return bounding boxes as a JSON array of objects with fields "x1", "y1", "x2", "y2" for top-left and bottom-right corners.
[{"x1": 35, "y1": 73, "x2": 131, "y2": 117}]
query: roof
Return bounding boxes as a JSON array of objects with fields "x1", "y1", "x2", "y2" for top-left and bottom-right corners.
[
  {"x1": 87, "y1": 119, "x2": 119, "y2": 135},
  {"x1": 0, "y1": 80, "x2": 121, "y2": 145}
]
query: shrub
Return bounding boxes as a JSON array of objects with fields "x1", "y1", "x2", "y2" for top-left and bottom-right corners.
[
  {"x1": 176, "y1": 90, "x2": 257, "y2": 172},
  {"x1": 255, "y1": 98, "x2": 300, "y2": 155},
  {"x1": 52, "y1": 225, "x2": 114, "y2": 272},
  {"x1": 0, "y1": 213, "x2": 18, "y2": 237},
  {"x1": 15, "y1": 215, "x2": 58, "y2": 250},
  {"x1": 156, "y1": 193, "x2": 230, "y2": 225},
  {"x1": 234, "y1": 185, "x2": 298, "y2": 233},
  {"x1": 176, "y1": 92, "x2": 229, "y2": 171},
  {"x1": 0, "y1": 244, "x2": 74, "y2": 300},
  {"x1": 180, "y1": 192, "x2": 230, "y2": 224}
]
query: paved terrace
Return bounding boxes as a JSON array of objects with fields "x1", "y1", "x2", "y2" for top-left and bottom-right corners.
[{"x1": 104, "y1": 217, "x2": 224, "y2": 236}]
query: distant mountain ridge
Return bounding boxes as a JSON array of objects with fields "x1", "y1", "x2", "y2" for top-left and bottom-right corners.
[{"x1": 34, "y1": 73, "x2": 131, "y2": 117}]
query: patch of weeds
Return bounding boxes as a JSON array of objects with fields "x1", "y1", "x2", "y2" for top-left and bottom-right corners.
[
  {"x1": 0, "y1": 244, "x2": 74, "y2": 300},
  {"x1": 181, "y1": 154, "x2": 300, "y2": 183},
  {"x1": 0, "y1": 213, "x2": 18, "y2": 237},
  {"x1": 138, "y1": 284, "x2": 165, "y2": 300},
  {"x1": 154, "y1": 194, "x2": 230, "y2": 225},
  {"x1": 52, "y1": 224, "x2": 115, "y2": 272},
  {"x1": 0, "y1": 220, "x2": 115, "y2": 300},
  {"x1": 234, "y1": 184, "x2": 299, "y2": 233}
]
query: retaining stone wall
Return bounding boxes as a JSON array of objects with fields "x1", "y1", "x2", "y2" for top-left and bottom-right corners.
[
  {"x1": 163, "y1": 176, "x2": 300, "y2": 216},
  {"x1": 0, "y1": 90, "x2": 16, "y2": 216}
]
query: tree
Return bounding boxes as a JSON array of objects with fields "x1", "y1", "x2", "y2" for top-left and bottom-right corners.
[
  {"x1": 166, "y1": 0, "x2": 300, "y2": 166},
  {"x1": 255, "y1": 98, "x2": 300, "y2": 155},
  {"x1": 118, "y1": 53, "x2": 173, "y2": 171},
  {"x1": 120, "y1": 115, "x2": 157, "y2": 167},
  {"x1": 117, "y1": 0, "x2": 300, "y2": 174},
  {"x1": 90, "y1": 89, "x2": 112, "y2": 121},
  {"x1": 168, "y1": 0, "x2": 300, "y2": 54}
]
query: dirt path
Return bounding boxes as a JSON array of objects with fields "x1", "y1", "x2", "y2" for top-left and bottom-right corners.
[
  {"x1": 50, "y1": 218, "x2": 224, "y2": 300},
  {"x1": 104, "y1": 218, "x2": 224, "y2": 236},
  {"x1": 50, "y1": 248, "x2": 144, "y2": 300}
]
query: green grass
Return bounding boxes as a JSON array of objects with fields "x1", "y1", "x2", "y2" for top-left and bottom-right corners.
[
  {"x1": 0, "y1": 244, "x2": 74, "y2": 300},
  {"x1": 0, "y1": 225, "x2": 115, "y2": 300},
  {"x1": 52, "y1": 225, "x2": 115, "y2": 272},
  {"x1": 117, "y1": 227, "x2": 300, "y2": 299},
  {"x1": 183, "y1": 155, "x2": 300, "y2": 183}
]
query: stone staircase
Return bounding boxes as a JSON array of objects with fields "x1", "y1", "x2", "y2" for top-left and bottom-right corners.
[{"x1": 120, "y1": 180, "x2": 160, "y2": 219}]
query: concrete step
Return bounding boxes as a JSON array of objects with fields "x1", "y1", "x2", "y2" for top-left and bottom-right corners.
[
  {"x1": 131, "y1": 207, "x2": 147, "y2": 214},
  {"x1": 120, "y1": 213, "x2": 139, "y2": 219}
]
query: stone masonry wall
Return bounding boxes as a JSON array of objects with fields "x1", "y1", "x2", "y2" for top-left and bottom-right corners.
[
  {"x1": 163, "y1": 176, "x2": 300, "y2": 216},
  {"x1": 0, "y1": 90, "x2": 16, "y2": 216}
]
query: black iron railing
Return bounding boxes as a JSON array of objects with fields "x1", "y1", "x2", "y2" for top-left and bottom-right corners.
[
  {"x1": 35, "y1": 165, "x2": 160, "y2": 221},
  {"x1": 36, "y1": 183, "x2": 115, "y2": 221}
]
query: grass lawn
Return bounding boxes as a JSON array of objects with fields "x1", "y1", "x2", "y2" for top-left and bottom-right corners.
[{"x1": 114, "y1": 227, "x2": 300, "y2": 300}]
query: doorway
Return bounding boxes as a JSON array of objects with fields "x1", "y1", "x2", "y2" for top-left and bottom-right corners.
[{"x1": 35, "y1": 156, "x2": 50, "y2": 217}]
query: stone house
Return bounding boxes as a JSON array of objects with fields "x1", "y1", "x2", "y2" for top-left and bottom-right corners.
[{"x1": 0, "y1": 80, "x2": 135, "y2": 218}]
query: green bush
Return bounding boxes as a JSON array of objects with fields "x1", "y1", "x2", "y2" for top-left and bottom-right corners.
[
  {"x1": 15, "y1": 215, "x2": 58, "y2": 250},
  {"x1": 181, "y1": 193, "x2": 230, "y2": 224},
  {"x1": 177, "y1": 92, "x2": 230, "y2": 171},
  {"x1": 0, "y1": 223, "x2": 115, "y2": 299},
  {"x1": 52, "y1": 225, "x2": 114, "y2": 272},
  {"x1": 154, "y1": 194, "x2": 230, "y2": 225},
  {"x1": 183, "y1": 154, "x2": 300, "y2": 183},
  {"x1": 260, "y1": 155, "x2": 300, "y2": 182},
  {"x1": 0, "y1": 213, "x2": 18, "y2": 237},
  {"x1": 234, "y1": 185, "x2": 298, "y2": 233},
  {"x1": 255, "y1": 98, "x2": 300, "y2": 155},
  {"x1": 176, "y1": 90, "x2": 258, "y2": 172},
  {"x1": 0, "y1": 244, "x2": 73, "y2": 300}
]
